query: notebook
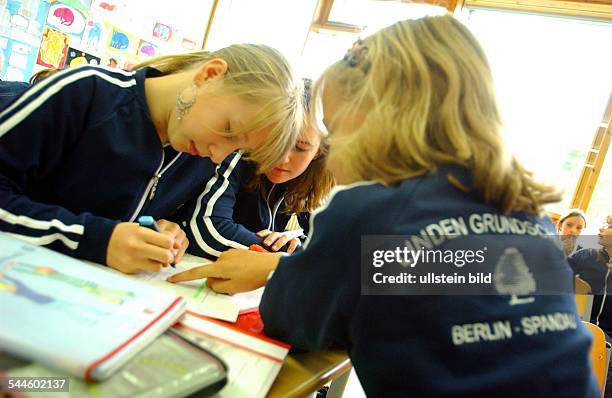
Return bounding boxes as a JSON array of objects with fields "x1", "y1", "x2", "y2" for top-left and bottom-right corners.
[{"x1": 0, "y1": 233, "x2": 186, "y2": 381}]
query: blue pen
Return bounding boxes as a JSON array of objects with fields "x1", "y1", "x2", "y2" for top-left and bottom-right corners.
[{"x1": 137, "y1": 216, "x2": 176, "y2": 268}]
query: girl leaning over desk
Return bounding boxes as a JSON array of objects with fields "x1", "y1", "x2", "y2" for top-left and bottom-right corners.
[
  {"x1": 0, "y1": 44, "x2": 302, "y2": 274},
  {"x1": 169, "y1": 15, "x2": 599, "y2": 397}
]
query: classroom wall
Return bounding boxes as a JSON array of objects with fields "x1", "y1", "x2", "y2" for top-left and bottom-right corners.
[{"x1": 0, "y1": 0, "x2": 214, "y2": 81}]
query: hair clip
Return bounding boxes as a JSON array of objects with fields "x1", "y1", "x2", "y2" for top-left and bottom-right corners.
[{"x1": 343, "y1": 39, "x2": 369, "y2": 71}]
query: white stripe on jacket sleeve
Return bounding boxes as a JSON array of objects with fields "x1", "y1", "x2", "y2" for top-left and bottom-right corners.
[
  {"x1": 0, "y1": 69, "x2": 136, "y2": 138},
  {"x1": 4, "y1": 232, "x2": 79, "y2": 251},
  {"x1": 189, "y1": 152, "x2": 249, "y2": 257}
]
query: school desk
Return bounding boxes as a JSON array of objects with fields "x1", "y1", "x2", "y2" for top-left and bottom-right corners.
[{"x1": 267, "y1": 350, "x2": 352, "y2": 398}]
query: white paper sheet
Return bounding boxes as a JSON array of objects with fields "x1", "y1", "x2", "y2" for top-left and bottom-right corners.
[
  {"x1": 174, "y1": 313, "x2": 290, "y2": 398},
  {"x1": 130, "y1": 254, "x2": 240, "y2": 322}
]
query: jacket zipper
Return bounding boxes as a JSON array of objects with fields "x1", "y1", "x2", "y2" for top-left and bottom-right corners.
[
  {"x1": 265, "y1": 184, "x2": 285, "y2": 231},
  {"x1": 265, "y1": 184, "x2": 276, "y2": 230},
  {"x1": 271, "y1": 196, "x2": 285, "y2": 230},
  {"x1": 128, "y1": 151, "x2": 182, "y2": 222}
]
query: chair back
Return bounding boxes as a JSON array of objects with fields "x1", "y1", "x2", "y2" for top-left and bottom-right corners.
[
  {"x1": 576, "y1": 276, "x2": 594, "y2": 321},
  {"x1": 583, "y1": 321, "x2": 609, "y2": 396}
]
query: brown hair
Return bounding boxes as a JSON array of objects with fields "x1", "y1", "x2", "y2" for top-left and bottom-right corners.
[
  {"x1": 248, "y1": 78, "x2": 335, "y2": 213},
  {"x1": 29, "y1": 68, "x2": 60, "y2": 85},
  {"x1": 557, "y1": 209, "x2": 587, "y2": 231}
]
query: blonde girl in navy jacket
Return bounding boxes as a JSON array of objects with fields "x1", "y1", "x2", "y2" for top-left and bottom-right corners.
[
  {"x1": 170, "y1": 15, "x2": 599, "y2": 397},
  {"x1": 0, "y1": 44, "x2": 302, "y2": 274},
  {"x1": 177, "y1": 79, "x2": 335, "y2": 258}
]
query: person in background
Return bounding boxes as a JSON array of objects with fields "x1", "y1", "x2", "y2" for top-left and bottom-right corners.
[
  {"x1": 557, "y1": 208, "x2": 587, "y2": 256},
  {"x1": 0, "y1": 68, "x2": 61, "y2": 110},
  {"x1": 568, "y1": 214, "x2": 612, "y2": 334},
  {"x1": 169, "y1": 15, "x2": 599, "y2": 397},
  {"x1": 0, "y1": 79, "x2": 28, "y2": 109},
  {"x1": 178, "y1": 78, "x2": 334, "y2": 258},
  {"x1": 0, "y1": 44, "x2": 301, "y2": 274},
  {"x1": 29, "y1": 68, "x2": 60, "y2": 85}
]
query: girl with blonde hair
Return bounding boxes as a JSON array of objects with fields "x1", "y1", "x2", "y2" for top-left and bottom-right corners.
[
  {"x1": 169, "y1": 16, "x2": 598, "y2": 397},
  {"x1": 0, "y1": 43, "x2": 301, "y2": 274}
]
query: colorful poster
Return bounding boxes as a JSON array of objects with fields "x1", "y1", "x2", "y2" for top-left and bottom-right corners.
[
  {"x1": 100, "y1": 53, "x2": 136, "y2": 70},
  {"x1": 65, "y1": 46, "x2": 99, "y2": 67},
  {"x1": 100, "y1": 53, "x2": 120, "y2": 69},
  {"x1": 106, "y1": 26, "x2": 137, "y2": 56},
  {"x1": 46, "y1": 2, "x2": 87, "y2": 43},
  {"x1": 136, "y1": 39, "x2": 157, "y2": 59},
  {"x1": 88, "y1": 0, "x2": 125, "y2": 20},
  {"x1": 1, "y1": 0, "x2": 51, "y2": 47},
  {"x1": 152, "y1": 22, "x2": 172, "y2": 42},
  {"x1": 36, "y1": 26, "x2": 69, "y2": 68},
  {"x1": 0, "y1": 35, "x2": 38, "y2": 82},
  {"x1": 79, "y1": 18, "x2": 108, "y2": 56},
  {"x1": 48, "y1": 0, "x2": 92, "y2": 14}
]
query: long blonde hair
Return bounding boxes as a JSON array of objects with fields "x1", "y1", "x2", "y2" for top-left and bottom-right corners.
[
  {"x1": 313, "y1": 15, "x2": 560, "y2": 214},
  {"x1": 134, "y1": 44, "x2": 302, "y2": 172}
]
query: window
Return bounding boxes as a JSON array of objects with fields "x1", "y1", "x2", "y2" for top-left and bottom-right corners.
[
  {"x1": 328, "y1": 0, "x2": 445, "y2": 30},
  {"x1": 204, "y1": 0, "x2": 318, "y2": 66},
  {"x1": 460, "y1": 8, "x2": 612, "y2": 215},
  {"x1": 302, "y1": 0, "x2": 447, "y2": 79},
  {"x1": 585, "y1": 140, "x2": 612, "y2": 233}
]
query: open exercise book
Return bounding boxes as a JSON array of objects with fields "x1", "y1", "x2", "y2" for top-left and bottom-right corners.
[
  {"x1": 120, "y1": 254, "x2": 264, "y2": 323},
  {"x1": 0, "y1": 234, "x2": 186, "y2": 381}
]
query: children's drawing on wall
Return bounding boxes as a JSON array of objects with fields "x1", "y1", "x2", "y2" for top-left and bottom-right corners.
[
  {"x1": 181, "y1": 37, "x2": 196, "y2": 51},
  {"x1": 136, "y1": 39, "x2": 157, "y2": 59},
  {"x1": 89, "y1": 0, "x2": 124, "y2": 20},
  {"x1": 9, "y1": 10, "x2": 28, "y2": 30},
  {"x1": 46, "y1": 1, "x2": 88, "y2": 43},
  {"x1": 107, "y1": 26, "x2": 137, "y2": 56},
  {"x1": 104, "y1": 55, "x2": 117, "y2": 67},
  {"x1": 0, "y1": 36, "x2": 37, "y2": 81},
  {"x1": 152, "y1": 22, "x2": 171, "y2": 42},
  {"x1": 80, "y1": 18, "x2": 107, "y2": 55},
  {"x1": 0, "y1": 0, "x2": 51, "y2": 46},
  {"x1": 100, "y1": 53, "x2": 122, "y2": 69},
  {"x1": 36, "y1": 26, "x2": 69, "y2": 68},
  {"x1": 109, "y1": 28, "x2": 127, "y2": 49},
  {"x1": 65, "y1": 46, "x2": 99, "y2": 67}
]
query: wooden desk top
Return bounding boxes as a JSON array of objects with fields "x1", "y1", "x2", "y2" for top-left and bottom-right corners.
[{"x1": 267, "y1": 350, "x2": 351, "y2": 398}]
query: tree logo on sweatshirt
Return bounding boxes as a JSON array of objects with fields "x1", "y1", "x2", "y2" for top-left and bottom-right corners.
[{"x1": 493, "y1": 247, "x2": 536, "y2": 305}]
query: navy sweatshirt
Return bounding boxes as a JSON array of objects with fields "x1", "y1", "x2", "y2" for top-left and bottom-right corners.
[
  {"x1": 0, "y1": 65, "x2": 217, "y2": 264},
  {"x1": 568, "y1": 248, "x2": 612, "y2": 335},
  {"x1": 176, "y1": 151, "x2": 310, "y2": 259},
  {"x1": 0, "y1": 80, "x2": 28, "y2": 110},
  {"x1": 260, "y1": 168, "x2": 599, "y2": 398}
]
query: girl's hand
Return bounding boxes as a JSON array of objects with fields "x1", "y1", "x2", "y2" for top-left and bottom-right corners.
[
  {"x1": 257, "y1": 229, "x2": 303, "y2": 254},
  {"x1": 167, "y1": 249, "x2": 282, "y2": 293},
  {"x1": 106, "y1": 222, "x2": 175, "y2": 274},
  {"x1": 156, "y1": 219, "x2": 189, "y2": 263}
]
